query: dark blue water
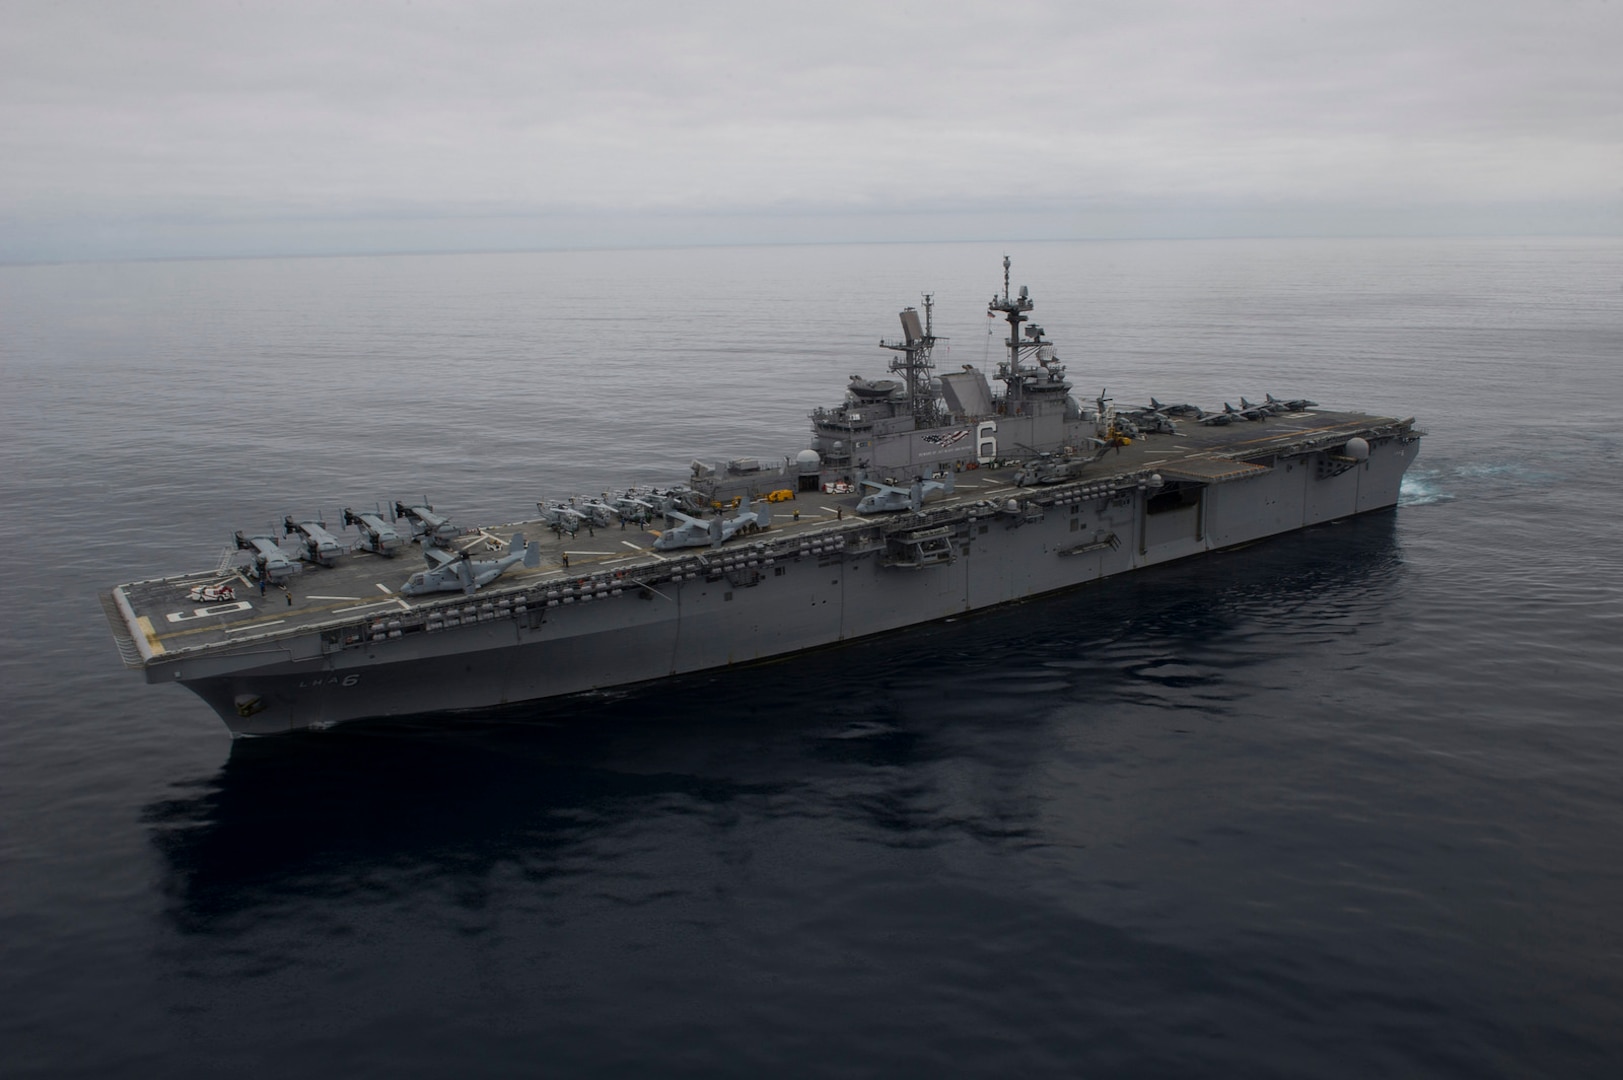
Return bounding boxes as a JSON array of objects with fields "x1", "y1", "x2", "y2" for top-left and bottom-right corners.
[{"x1": 3, "y1": 239, "x2": 1622, "y2": 1077}]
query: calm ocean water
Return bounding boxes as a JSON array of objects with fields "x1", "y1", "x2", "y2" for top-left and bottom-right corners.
[{"x1": 2, "y1": 238, "x2": 1622, "y2": 1077}]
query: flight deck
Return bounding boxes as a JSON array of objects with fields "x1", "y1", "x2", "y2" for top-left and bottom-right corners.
[{"x1": 107, "y1": 405, "x2": 1414, "y2": 668}]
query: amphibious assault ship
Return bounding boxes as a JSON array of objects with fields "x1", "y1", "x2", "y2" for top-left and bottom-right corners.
[{"x1": 102, "y1": 260, "x2": 1423, "y2": 735}]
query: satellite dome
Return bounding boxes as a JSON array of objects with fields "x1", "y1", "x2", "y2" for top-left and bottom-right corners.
[{"x1": 1345, "y1": 437, "x2": 1370, "y2": 462}]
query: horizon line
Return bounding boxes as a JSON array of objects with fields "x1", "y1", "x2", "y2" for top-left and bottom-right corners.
[{"x1": 5, "y1": 229, "x2": 1620, "y2": 270}]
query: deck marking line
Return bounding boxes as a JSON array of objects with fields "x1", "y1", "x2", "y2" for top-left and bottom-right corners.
[
  {"x1": 225, "y1": 620, "x2": 284, "y2": 634},
  {"x1": 333, "y1": 599, "x2": 401, "y2": 614},
  {"x1": 137, "y1": 616, "x2": 165, "y2": 656}
]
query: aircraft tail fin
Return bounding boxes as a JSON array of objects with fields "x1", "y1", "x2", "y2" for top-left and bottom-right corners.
[
  {"x1": 523, "y1": 540, "x2": 541, "y2": 568},
  {"x1": 941, "y1": 471, "x2": 955, "y2": 495}
]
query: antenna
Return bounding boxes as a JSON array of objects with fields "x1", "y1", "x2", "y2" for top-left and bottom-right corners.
[
  {"x1": 880, "y1": 293, "x2": 945, "y2": 429},
  {"x1": 987, "y1": 256, "x2": 1040, "y2": 408}
]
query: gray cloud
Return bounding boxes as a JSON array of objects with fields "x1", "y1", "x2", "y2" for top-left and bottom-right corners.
[{"x1": 2, "y1": 0, "x2": 1618, "y2": 260}]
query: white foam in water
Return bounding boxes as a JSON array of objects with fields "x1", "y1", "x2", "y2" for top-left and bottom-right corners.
[{"x1": 1399, "y1": 471, "x2": 1451, "y2": 506}]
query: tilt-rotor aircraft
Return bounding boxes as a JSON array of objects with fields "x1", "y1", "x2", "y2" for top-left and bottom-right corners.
[
  {"x1": 855, "y1": 473, "x2": 954, "y2": 514},
  {"x1": 653, "y1": 498, "x2": 772, "y2": 551},
  {"x1": 400, "y1": 534, "x2": 541, "y2": 596},
  {"x1": 393, "y1": 501, "x2": 460, "y2": 547},
  {"x1": 283, "y1": 517, "x2": 345, "y2": 567},
  {"x1": 343, "y1": 507, "x2": 405, "y2": 556},
  {"x1": 234, "y1": 531, "x2": 299, "y2": 583}
]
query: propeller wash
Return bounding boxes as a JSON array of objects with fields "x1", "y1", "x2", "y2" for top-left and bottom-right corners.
[{"x1": 102, "y1": 259, "x2": 1423, "y2": 735}]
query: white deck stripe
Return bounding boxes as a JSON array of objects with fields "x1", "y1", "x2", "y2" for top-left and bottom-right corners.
[
  {"x1": 225, "y1": 620, "x2": 284, "y2": 634},
  {"x1": 333, "y1": 599, "x2": 401, "y2": 614}
]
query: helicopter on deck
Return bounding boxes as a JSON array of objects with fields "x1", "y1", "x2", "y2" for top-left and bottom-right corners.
[{"x1": 538, "y1": 500, "x2": 588, "y2": 537}]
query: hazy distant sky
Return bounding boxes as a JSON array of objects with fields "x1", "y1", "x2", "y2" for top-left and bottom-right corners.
[{"x1": 2, "y1": 0, "x2": 1619, "y2": 261}]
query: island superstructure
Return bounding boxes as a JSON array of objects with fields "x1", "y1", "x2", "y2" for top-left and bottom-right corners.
[{"x1": 103, "y1": 260, "x2": 1424, "y2": 735}]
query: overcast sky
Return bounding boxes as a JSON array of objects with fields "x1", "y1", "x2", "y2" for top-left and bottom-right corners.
[{"x1": 2, "y1": 0, "x2": 1619, "y2": 261}]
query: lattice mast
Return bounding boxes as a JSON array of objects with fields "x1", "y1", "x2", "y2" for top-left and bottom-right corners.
[{"x1": 880, "y1": 293, "x2": 945, "y2": 429}]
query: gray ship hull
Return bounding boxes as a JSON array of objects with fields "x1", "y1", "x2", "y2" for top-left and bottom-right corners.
[{"x1": 115, "y1": 425, "x2": 1418, "y2": 734}]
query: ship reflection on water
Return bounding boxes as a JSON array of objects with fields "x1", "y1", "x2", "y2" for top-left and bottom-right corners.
[{"x1": 144, "y1": 513, "x2": 1403, "y2": 930}]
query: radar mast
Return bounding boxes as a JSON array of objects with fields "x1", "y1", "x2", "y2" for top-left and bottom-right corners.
[
  {"x1": 988, "y1": 255, "x2": 1063, "y2": 413},
  {"x1": 880, "y1": 292, "x2": 945, "y2": 429}
]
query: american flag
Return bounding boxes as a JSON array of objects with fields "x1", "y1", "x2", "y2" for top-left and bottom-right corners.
[{"x1": 921, "y1": 430, "x2": 969, "y2": 446}]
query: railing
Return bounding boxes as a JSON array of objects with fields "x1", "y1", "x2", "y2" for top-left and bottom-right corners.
[{"x1": 99, "y1": 592, "x2": 147, "y2": 669}]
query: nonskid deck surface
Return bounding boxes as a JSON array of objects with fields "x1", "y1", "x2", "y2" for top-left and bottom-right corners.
[{"x1": 112, "y1": 407, "x2": 1403, "y2": 660}]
